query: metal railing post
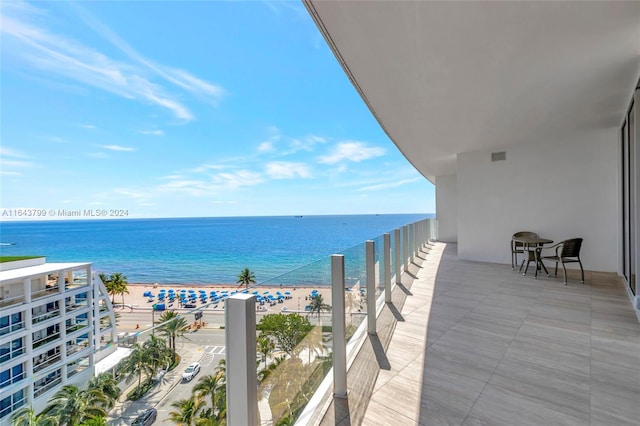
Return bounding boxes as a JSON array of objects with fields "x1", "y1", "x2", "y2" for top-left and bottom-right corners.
[
  {"x1": 331, "y1": 254, "x2": 347, "y2": 398},
  {"x1": 384, "y1": 233, "x2": 391, "y2": 304},
  {"x1": 366, "y1": 240, "x2": 376, "y2": 335},
  {"x1": 403, "y1": 225, "x2": 409, "y2": 272},
  {"x1": 410, "y1": 223, "x2": 415, "y2": 264},
  {"x1": 225, "y1": 294, "x2": 257, "y2": 425},
  {"x1": 395, "y1": 228, "x2": 401, "y2": 284}
]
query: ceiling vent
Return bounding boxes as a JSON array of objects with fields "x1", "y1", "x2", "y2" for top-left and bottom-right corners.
[{"x1": 491, "y1": 151, "x2": 506, "y2": 162}]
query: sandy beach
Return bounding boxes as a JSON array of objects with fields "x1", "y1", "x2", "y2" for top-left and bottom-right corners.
[{"x1": 119, "y1": 283, "x2": 341, "y2": 315}]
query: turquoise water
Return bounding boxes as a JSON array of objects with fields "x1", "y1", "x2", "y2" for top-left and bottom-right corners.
[{"x1": 0, "y1": 214, "x2": 431, "y2": 284}]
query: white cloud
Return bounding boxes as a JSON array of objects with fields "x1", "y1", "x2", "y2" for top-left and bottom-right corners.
[
  {"x1": 214, "y1": 170, "x2": 263, "y2": 188},
  {"x1": 318, "y1": 141, "x2": 385, "y2": 164},
  {"x1": 158, "y1": 170, "x2": 263, "y2": 196},
  {"x1": 0, "y1": 147, "x2": 32, "y2": 175},
  {"x1": 287, "y1": 134, "x2": 326, "y2": 154},
  {"x1": 113, "y1": 188, "x2": 148, "y2": 199},
  {"x1": 189, "y1": 164, "x2": 228, "y2": 173},
  {"x1": 101, "y1": 145, "x2": 136, "y2": 152},
  {"x1": 265, "y1": 161, "x2": 311, "y2": 179},
  {"x1": 87, "y1": 152, "x2": 108, "y2": 159},
  {"x1": 139, "y1": 130, "x2": 164, "y2": 136},
  {"x1": 358, "y1": 178, "x2": 422, "y2": 192},
  {"x1": 1, "y1": 3, "x2": 225, "y2": 122},
  {"x1": 81, "y1": 124, "x2": 95, "y2": 129},
  {"x1": 258, "y1": 141, "x2": 274, "y2": 153},
  {"x1": 0, "y1": 147, "x2": 29, "y2": 159}
]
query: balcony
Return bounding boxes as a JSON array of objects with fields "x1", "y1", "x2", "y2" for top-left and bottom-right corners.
[
  {"x1": 31, "y1": 286, "x2": 60, "y2": 301},
  {"x1": 32, "y1": 309, "x2": 60, "y2": 325},
  {"x1": 319, "y1": 242, "x2": 640, "y2": 425},
  {"x1": 66, "y1": 341, "x2": 90, "y2": 357},
  {"x1": 0, "y1": 295, "x2": 25, "y2": 310},
  {"x1": 32, "y1": 331, "x2": 60, "y2": 350},
  {"x1": 33, "y1": 351, "x2": 62, "y2": 373},
  {"x1": 33, "y1": 372, "x2": 62, "y2": 399}
]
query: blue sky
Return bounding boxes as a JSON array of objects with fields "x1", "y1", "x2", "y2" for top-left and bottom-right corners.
[{"x1": 0, "y1": 1, "x2": 434, "y2": 220}]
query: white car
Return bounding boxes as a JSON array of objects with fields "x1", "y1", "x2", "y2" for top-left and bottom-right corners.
[{"x1": 182, "y1": 362, "x2": 201, "y2": 381}]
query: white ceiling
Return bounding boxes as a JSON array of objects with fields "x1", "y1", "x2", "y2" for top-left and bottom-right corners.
[{"x1": 305, "y1": 1, "x2": 640, "y2": 182}]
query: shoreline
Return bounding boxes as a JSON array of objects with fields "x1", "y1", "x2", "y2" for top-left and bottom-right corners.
[{"x1": 119, "y1": 282, "x2": 349, "y2": 313}]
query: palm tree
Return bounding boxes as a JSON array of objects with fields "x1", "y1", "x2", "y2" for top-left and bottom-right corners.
[
  {"x1": 44, "y1": 385, "x2": 107, "y2": 426},
  {"x1": 118, "y1": 343, "x2": 153, "y2": 392},
  {"x1": 10, "y1": 405, "x2": 55, "y2": 426},
  {"x1": 236, "y1": 268, "x2": 256, "y2": 289},
  {"x1": 214, "y1": 358, "x2": 226, "y2": 380},
  {"x1": 87, "y1": 372, "x2": 121, "y2": 409},
  {"x1": 101, "y1": 272, "x2": 128, "y2": 305},
  {"x1": 193, "y1": 373, "x2": 225, "y2": 421},
  {"x1": 110, "y1": 272, "x2": 129, "y2": 306},
  {"x1": 308, "y1": 294, "x2": 331, "y2": 320},
  {"x1": 257, "y1": 335, "x2": 275, "y2": 369},
  {"x1": 99, "y1": 273, "x2": 115, "y2": 304},
  {"x1": 168, "y1": 395, "x2": 206, "y2": 426},
  {"x1": 157, "y1": 310, "x2": 189, "y2": 360},
  {"x1": 142, "y1": 334, "x2": 172, "y2": 379}
]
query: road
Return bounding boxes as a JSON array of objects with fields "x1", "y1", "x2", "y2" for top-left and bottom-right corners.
[
  {"x1": 109, "y1": 311, "x2": 228, "y2": 425},
  {"x1": 154, "y1": 341, "x2": 226, "y2": 423}
]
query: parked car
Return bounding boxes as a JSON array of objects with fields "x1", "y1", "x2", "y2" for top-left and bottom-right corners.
[
  {"x1": 182, "y1": 362, "x2": 201, "y2": 381},
  {"x1": 131, "y1": 408, "x2": 157, "y2": 426}
]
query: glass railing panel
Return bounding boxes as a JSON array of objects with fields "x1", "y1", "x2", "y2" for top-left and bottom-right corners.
[
  {"x1": 0, "y1": 295, "x2": 25, "y2": 310},
  {"x1": 33, "y1": 370, "x2": 62, "y2": 399},
  {"x1": 253, "y1": 255, "x2": 333, "y2": 425},
  {"x1": 33, "y1": 352, "x2": 62, "y2": 373},
  {"x1": 33, "y1": 333, "x2": 60, "y2": 349},
  {"x1": 373, "y1": 234, "x2": 385, "y2": 300},
  {"x1": 390, "y1": 229, "x2": 399, "y2": 285},
  {"x1": 31, "y1": 287, "x2": 59, "y2": 301},
  {"x1": 67, "y1": 355, "x2": 90, "y2": 378},
  {"x1": 340, "y1": 242, "x2": 366, "y2": 340},
  {"x1": 32, "y1": 309, "x2": 60, "y2": 324}
]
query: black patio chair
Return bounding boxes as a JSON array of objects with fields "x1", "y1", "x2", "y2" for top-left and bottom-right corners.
[
  {"x1": 539, "y1": 238, "x2": 584, "y2": 284},
  {"x1": 511, "y1": 231, "x2": 539, "y2": 270}
]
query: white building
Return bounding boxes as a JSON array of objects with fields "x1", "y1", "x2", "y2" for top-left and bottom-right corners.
[{"x1": 0, "y1": 257, "x2": 117, "y2": 423}]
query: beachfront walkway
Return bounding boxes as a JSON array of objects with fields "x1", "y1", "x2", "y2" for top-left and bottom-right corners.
[{"x1": 322, "y1": 242, "x2": 640, "y2": 425}]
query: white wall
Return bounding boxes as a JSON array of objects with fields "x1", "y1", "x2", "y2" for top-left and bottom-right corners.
[
  {"x1": 435, "y1": 175, "x2": 458, "y2": 242},
  {"x1": 457, "y1": 127, "x2": 619, "y2": 272}
]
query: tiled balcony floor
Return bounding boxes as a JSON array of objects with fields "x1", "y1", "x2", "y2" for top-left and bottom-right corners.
[{"x1": 331, "y1": 242, "x2": 640, "y2": 425}]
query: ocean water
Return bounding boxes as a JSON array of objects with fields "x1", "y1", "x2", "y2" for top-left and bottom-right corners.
[{"x1": 0, "y1": 214, "x2": 431, "y2": 285}]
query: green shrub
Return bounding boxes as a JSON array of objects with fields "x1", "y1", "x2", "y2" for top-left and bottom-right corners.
[{"x1": 126, "y1": 378, "x2": 156, "y2": 401}]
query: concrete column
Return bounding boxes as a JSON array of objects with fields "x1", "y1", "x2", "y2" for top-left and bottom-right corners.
[
  {"x1": 383, "y1": 233, "x2": 391, "y2": 304},
  {"x1": 225, "y1": 294, "x2": 257, "y2": 425},
  {"x1": 24, "y1": 278, "x2": 31, "y2": 304},
  {"x1": 331, "y1": 255, "x2": 347, "y2": 398},
  {"x1": 394, "y1": 228, "x2": 401, "y2": 284},
  {"x1": 366, "y1": 241, "x2": 376, "y2": 335},
  {"x1": 403, "y1": 226, "x2": 409, "y2": 272}
]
